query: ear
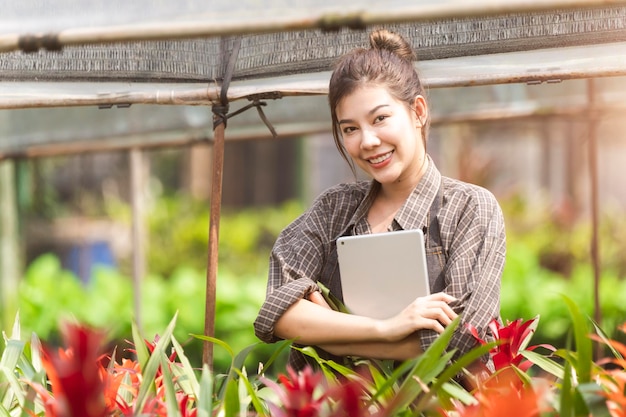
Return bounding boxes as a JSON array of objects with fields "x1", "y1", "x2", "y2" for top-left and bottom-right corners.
[{"x1": 412, "y1": 95, "x2": 428, "y2": 127}]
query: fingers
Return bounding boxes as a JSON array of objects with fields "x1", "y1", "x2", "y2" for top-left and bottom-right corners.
[
  {"x1": 403, "y1": 292, "x2": 459, "y2": 334},
  {"x1": 426, "y1": 291, "x2": 458, "y2": 304},
  {"x1": 307, "y1": 291, "x2": 332, "y2": 310}
]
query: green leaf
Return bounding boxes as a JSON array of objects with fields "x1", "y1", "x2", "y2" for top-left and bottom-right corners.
[
  {"x1": 197, "y1": 364, "x2": 214, "y2": 417},
  {"x1": 440, "y1": 381, "x2": 478, "y2": 406},
  {"x1": 294, "y1": 346, "x2": 340, "y2": 383},
  {"x1": 369, "y1": 359, "x2": 416, "y2": 403},
  {"x1": 131, "y1": 319, "x2": 151, "y2": 369},
  {"x1": 170, "y1": 335, "x2": 199, "y2": 398},
  {"x1": 136, "y1": 313, "x2": 178, "y2": 411},
  {"x1": 521, "y1": 350, "x2": 564, "y2": 379},
  {"x1": 258, "y1": 339, "x2": 292, "y2": 373},
  {"x1": 191, "y1": 335, "x2": 235, "y2": 361},
  {"x1": 577, "y1": 382, "x2": 611, "y2": 417},
  {"x1": 232, "y1": 343, "x2": 262, "y2": 376},
  {"x1": 0, "y1": 338, "x2": 25, "y2": 403},
  {"x1": 222, "y1": 376, "x2": 240, "y2": 417},
  {"x1": 27, "y1": 332, "x2": 44, "y2": 377},
  {"x1": 159, "y1": 353, "x2": 182, "y2": 417},
  {"x1": 560, "y1": 361, "x2": 573, "y2": 417},
  {"x1": 562, "y1": 295, "x2": 592, "y2": 383},
  {"x1": 317, "y1": 282, "x2": 351, "y2": 313},
  {"x1": 8, "y1": 312, "x2": 21, "y2": 341},
  {"x1": 590, "y1": 319, "x2": 622, "y2": 360},
  {"x1": 233, "y1": 368, "x2": 268, "y2": 417},
  {"x1": 1, "y1": 366, "x2": 25, "y2": 411}
]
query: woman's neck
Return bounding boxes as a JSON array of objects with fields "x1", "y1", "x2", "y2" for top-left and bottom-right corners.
[
  {"x1": 368, "y1": 157, "x2": 429, "y2": 233},
  {"x1": 378, "y1": 155, "x2": 428, "y2": 204}
]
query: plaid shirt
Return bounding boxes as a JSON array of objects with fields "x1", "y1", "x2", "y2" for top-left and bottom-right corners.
[{"x1": 254, "y1": 157, "x2": 506, "y2": 370}]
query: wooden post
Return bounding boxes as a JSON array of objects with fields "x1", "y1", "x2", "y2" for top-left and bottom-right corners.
[
  {"x1": 202, "y1": 122, "x2": 225, "y2": 369},
  {"x1": 0, "y1": 160, "x2": 19, "y2": 332}
]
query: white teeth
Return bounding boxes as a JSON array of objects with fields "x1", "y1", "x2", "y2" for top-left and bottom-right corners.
[{"x1": 369, "y1": 151, "x2": 392, "y2": 164}]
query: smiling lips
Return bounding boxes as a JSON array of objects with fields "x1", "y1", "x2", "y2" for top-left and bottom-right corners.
[{"x1": 368, "y1": 150, "x2": 393, "y2": 165}]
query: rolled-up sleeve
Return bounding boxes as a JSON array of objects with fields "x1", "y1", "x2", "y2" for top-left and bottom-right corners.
[
  {"x1": 253, "y1": 257, "x2": 319, "y2": 343},
  {"x1": 254, "y1": 203, "x2": 328, "y2": 343}
]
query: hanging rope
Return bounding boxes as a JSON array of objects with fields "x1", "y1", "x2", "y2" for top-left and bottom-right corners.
[
  {"x1": 219, "y1": 97, "x2": 280, "y2": 138},
  {"x1": 211, "y1": 38, "x2": 279, "y2": 138}
]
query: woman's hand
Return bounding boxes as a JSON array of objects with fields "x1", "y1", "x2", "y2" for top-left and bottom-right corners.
[
  {"x1": 377, "y1": 292, "x2": 458, "y2": 342},
  {"x1": 307, "y1": 291, "x2": 332, "y2": 309}
]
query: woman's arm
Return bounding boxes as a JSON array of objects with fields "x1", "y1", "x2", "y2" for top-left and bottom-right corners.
[
  {"x1": 274, "y1": 291, "x2": 457, "y2": 359},
  {"x1": 319, "y1": 333, "x2": 423, "y2": 360}
]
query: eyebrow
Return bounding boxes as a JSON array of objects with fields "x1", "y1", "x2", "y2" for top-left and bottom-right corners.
[{"x1": 338, "y1": 104, "x2": 390, "y2": 125}]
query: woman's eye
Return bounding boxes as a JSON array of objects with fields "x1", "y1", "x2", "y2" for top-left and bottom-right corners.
[
  {"x1": 374, "y1": 115, "x2": 387, "y2": 123},
  {"x1": 343, "y1": 126, "x2": 356, "y2": 134}
]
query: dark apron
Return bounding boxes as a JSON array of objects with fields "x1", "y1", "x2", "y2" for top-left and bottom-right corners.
[{"x1": 425, "y1": 179, "x2": 447, "y2": 293}]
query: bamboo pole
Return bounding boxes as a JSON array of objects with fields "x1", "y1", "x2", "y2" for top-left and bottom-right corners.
[
  {"x1": 4, "y1": 64, "x2": 626, "y2": 110},
  {"x1": 1, "y1": 0, "x2": 624, "y2": 53},
  {"x1": 130, "y1": 148, "x2": 146, "y2": 333},
  {"x1": 3, "y1": 103, "x2": 626, "y2": 161},
  {"x1": 0, "y1": 160, "x2": 19, "y2": 333},
  {"x1": 587, "y1": 79, "x2": 602, "y2": 360}
]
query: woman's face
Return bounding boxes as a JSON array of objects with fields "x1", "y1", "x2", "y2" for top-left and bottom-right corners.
[{"x1": 336, "y1": 85, "x2": 427, "y2": 187}]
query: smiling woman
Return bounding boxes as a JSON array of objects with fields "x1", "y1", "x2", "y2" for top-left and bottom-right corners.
[{"x1": 254, "y1": 29, "x2": 506, "y2": 377}]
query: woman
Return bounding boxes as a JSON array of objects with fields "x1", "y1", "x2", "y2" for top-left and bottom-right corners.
[{"x1": 254, "y1": 29, "x2": 506, "y2": 372}]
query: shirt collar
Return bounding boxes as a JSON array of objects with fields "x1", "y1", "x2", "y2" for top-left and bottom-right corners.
[
  {"x1": 342, "y1": 154, "x2": 441, "y2": 236},
  {"x1": 342, "y1": 180, "x2": 379, "y2": 236},
  {"x1": 394, "y1": 155, "x2": 441, "y2": 231}
]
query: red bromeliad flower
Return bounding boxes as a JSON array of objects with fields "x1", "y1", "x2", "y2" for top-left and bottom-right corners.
[
  {"x1": 261, "y1": 366, "x2": 329, "y2": 417},
  {"x1": 37, "y1": 322, "x2": 109, "y2": 417},
  {"x1": 598, "y1": 369, "x2": 626, "y2": 417},
  {"x1": 468, "y1": 316, "x2": 555, "y2": 372},
  {"x1": 99, "y1": 359, "x2": 124, "y2": 414},
  {"x1": 107, "y1": 358, "x2": 143, "y2": 415},
  {"x1": 327, "y1": 379, "x2": 371, "y2": 417},
  {"x1": 262, "y1": 365, "x2": 375, "y2": 417}
]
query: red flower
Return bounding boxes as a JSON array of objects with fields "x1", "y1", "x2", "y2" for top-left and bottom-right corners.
[
  {"x1": 327, "y1": 379, "x2": 370, "y2": 417},
  {"x1": 468, "y1": 317, "x2": 555, "y2": 372},
  {"x1": 261, "y1": 365, "x2": 376, "y2": 417},
  {"x1": 38, "y1": 322, "x2": 109, "y2": 417},
  {"x1": 261, "y1": 366, "x2": 329, "y2": 417}
]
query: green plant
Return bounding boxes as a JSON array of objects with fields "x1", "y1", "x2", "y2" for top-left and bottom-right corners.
[
  {"x1": 4, "y1": 294, "x2": 626, "y2": 417},
  {"x1": 16, "y1": 254, "x2": 284, "y2": 375}
]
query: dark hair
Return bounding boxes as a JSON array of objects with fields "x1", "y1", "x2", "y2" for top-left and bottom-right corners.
[{"x1": 328, "y1": 29, "x2": 429, "y2": 175}]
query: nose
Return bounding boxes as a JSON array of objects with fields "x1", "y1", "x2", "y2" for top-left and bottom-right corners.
[{"x1": 360, "y1": 128, "x2": 381, "y2": 150}]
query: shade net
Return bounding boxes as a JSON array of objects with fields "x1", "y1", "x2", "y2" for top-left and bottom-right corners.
[{"x1": 1, "y1": 3, "x2": 626, "y2": 83}]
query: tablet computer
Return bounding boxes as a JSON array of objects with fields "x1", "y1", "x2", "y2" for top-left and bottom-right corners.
[{"x1": 336, "y1": 229, "x2": 430, "y2": 320}]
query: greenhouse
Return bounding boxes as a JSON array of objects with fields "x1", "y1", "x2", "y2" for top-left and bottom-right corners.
[{"x1": 2, "y1": 1, "x2": 626, "y2": 415}]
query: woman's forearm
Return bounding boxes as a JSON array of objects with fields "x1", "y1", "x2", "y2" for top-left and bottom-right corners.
[
  {"x1": 276, "y1": 291, "x2": 458, "y2": 348},
  {"x1": 318, "y1": 333, "x2": 423, "y2": 360},
  {"x1": 275, "y1": 299, "x2": 386, "y2": 345}
]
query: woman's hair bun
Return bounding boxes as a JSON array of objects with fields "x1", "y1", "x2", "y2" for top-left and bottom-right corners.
[{"x1": 369, "y1": 29, "x2": 416, "y2": 61}]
